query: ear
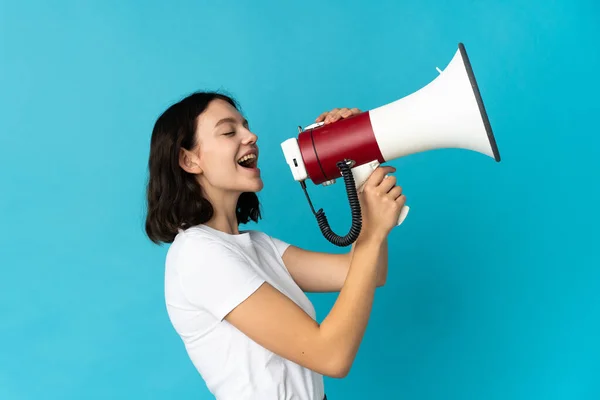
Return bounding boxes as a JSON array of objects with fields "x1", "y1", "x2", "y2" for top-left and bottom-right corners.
[{"x1": 179, "y1": 148, "x2": 203, "y2": 174}]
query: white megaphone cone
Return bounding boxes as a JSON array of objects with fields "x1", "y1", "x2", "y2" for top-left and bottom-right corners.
[{"x1": 281, "y1": 43, "x2": 501, "y2": 247}]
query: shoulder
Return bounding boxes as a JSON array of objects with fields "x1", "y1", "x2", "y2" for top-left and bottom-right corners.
[
  {"x1": 165, "y1": 227, "x2": 269, "y2": 319},
  {"x1": 166, "y1": 227, "x2": 241, "y2": 269},
  {"x1": 247, "y1": 229, "x2": 292, "y2": 257},
  {"x1": 170, "y1": 226, "x2": 228, "y2": 250}
]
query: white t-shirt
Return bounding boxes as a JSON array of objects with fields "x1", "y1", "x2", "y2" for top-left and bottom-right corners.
[{"x1": 164, "y1": 224, "x2": 325, "y2": 400}]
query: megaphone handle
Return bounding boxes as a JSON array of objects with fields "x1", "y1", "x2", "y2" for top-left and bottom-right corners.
[{"x1": 351, "y1": 160, "x2": 410, "y2": 227}]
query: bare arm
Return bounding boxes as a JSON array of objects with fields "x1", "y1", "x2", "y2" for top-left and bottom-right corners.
[
  {"x1": 349, "y1": 237, "x2": 388, "y2": 287},
  {"x1": 225, "y1": 164, "x2": 403, "y2": 378},
  {"x1": 318, "y1": 235, "x2": 384, "y2": 374},
  {"x1": 279, "y1": 240, "x2": 387, "y2": 293},
  {"x1": 280, "y1": 199, "x2": 390, "y2": 293},
  {"x1": 224, "y1": 234, "x2": 384, "y2": 378}
]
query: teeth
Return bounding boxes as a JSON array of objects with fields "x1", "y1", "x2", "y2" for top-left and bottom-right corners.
[{"x1": 237, "y1": 154, "x2": 256, "y2": 164}]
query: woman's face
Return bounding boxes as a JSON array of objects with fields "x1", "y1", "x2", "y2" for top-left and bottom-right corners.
[{"x1": 180, "y1": 98, "x2": 263, "y2": 198}]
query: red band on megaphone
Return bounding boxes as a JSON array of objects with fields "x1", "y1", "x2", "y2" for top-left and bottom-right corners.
[{"x1": 298, "y1": 112, "x2": 384, "y2": 185}]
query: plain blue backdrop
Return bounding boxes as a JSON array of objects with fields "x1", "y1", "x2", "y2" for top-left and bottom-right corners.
[{"x1": 1, "y1": 0, "x2": 599, "y2": 399}]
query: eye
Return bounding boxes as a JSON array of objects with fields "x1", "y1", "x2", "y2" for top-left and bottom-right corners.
[{"x1": 223, "y1": 131, "x2": 235, "y2": 136}]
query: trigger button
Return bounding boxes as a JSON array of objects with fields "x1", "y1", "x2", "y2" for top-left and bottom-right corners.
[{"x1": 303, "y1": 122, "x2": 325, "y2": 131}]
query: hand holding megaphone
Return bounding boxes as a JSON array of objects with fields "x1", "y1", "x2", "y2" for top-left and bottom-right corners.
[
  {"x1": 350, "y1": 158, "x2": 410, "y2": 226},
  {"x1": 281, "y1": 43, "x2": 501, "y2": 247},
  {"x1": 302, "y1": 119, "x2": 410, "y2": 227}
]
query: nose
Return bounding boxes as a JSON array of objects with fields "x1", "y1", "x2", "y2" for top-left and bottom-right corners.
[{"x1": 242, "y1": 129, "x2": 258, "y2": 145}]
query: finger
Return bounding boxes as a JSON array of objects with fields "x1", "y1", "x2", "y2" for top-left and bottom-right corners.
[
  {"x1": 325, "y1": 108, "x2": 340, "y2": 123},
  {"x1": 315, "y1": 111, "x2": 329, "y2": 122},
  {"x1": 364, "y1": 166, "x2": 396, "y2": 188},
  {"x1": 387, "y1": 185, "x2": 404, "y2": 200},
  {"x1": 395, "y1": 193, "x2": 407, "y2": 207},
  {"x1": 378, "y1": 175, "x2": 398, "y2": 194},
  {"x1": 331, "y1": 108, "x2": 354, "y2": 122},
  {"x1": 334, "y1": 107, "x2": 361, "y2": 122},
  {"x1": 340, "y1": 108, "x2": 353, "y2": 118}
]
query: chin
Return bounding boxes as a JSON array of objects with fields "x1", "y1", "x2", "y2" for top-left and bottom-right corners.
[
  {"x1": 249, "y1": 180, "x2": 264, "y2": 192},
  {"x1": 237, "y1": 179, "x2": 263, "y2": 193},
  {"x1": 235, "y1": 164, "x2": 263, "y2": 192}
]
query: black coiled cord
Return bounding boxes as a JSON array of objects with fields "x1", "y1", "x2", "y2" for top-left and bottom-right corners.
[{"x1": 300, "y1": 160, "x2": 362, "y2": 247}]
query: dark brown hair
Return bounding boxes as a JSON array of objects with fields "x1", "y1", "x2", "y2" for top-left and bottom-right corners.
[{"x1": 145, "y1": 91, "x2": 261, "y2": 244}]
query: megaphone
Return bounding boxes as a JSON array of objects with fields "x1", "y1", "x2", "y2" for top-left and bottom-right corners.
[{"x1": 281, "y1": 43, "x2": 501, "y2": 247}]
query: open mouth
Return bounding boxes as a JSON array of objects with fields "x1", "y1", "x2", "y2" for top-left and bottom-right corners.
[{"x1": 237, "y1": 153, "x2": 258, "y2": 169}]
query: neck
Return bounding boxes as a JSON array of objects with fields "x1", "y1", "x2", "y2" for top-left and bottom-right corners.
[
  {"x1": 205, "y1": 212, "x2": 240, "y2": 235},
  {"x1": 201, "y1": 186, "x2": 242, "y2": 235}
]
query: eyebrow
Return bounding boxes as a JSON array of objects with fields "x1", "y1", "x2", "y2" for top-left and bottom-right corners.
[{"x1": 214, "y1": 117, "x2": 249, "y2": 128}]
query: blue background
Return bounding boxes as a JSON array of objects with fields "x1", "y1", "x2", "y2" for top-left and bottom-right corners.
[{"x1": 1, "y1": 0, "x2": 599, "y2": 399}]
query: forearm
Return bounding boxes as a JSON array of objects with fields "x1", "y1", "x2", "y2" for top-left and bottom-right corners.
[
  {"x1": 349, "y1": 237, "x2": 388, "y2": 285},
  {"x1": 377, "y1": 238, "x2": 388, "y2": 284},
  {"x1": 319, "y1": 235, "x2": 384, "y2": 376}
]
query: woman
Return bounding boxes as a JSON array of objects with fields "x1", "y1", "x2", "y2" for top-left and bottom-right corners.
[{"x1": 145, "y1": 91, "x2": 406, "y2": 399}]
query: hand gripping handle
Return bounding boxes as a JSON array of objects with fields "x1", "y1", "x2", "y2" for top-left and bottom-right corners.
[{"x1": 351, "y1": 160, "x2": 410, "y2": 226}]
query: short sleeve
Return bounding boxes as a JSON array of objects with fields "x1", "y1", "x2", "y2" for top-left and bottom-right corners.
[
  {"x1": 176, "y1": 237, "x2": 266, "y2": 321},
  {"x1": 269, "y1": 236, "x2": 291, "y2": 257}
]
